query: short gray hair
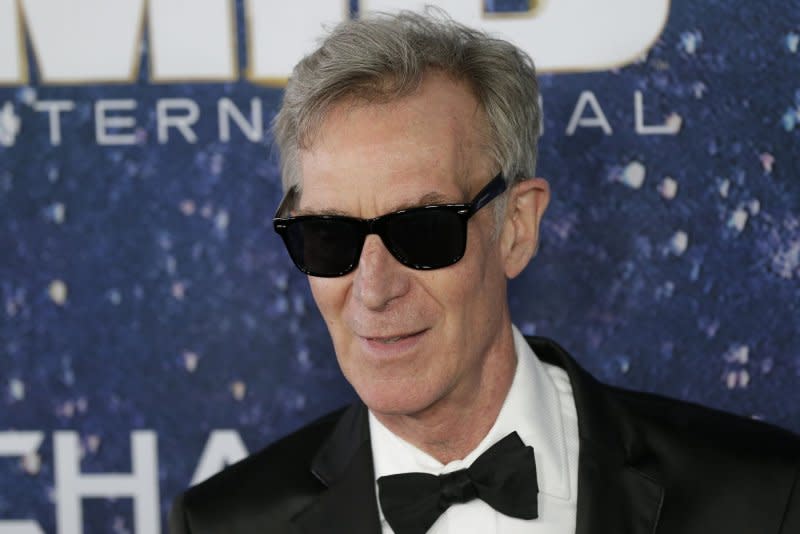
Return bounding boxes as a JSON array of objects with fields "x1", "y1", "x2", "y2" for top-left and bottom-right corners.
[{"x1": 272, "y1": 8, "x2": 541, "y2": 201}]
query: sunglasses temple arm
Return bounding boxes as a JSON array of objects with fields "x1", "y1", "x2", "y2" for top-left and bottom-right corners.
[{"x1": 469, "y1": 174, "x2": 507, "y2": 214}]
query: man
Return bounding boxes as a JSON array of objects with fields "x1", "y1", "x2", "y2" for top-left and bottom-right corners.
[{"x1": 170, "y1": 10, "x2": 799, "y2": 534}]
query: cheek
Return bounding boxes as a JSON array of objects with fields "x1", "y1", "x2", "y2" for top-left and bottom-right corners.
[
  {"x1": 308, "y1": 277, "x2": 349, "y2": 332},
  {"x1": 441, "y1": 230, "x2": 506, "y2": 329}
]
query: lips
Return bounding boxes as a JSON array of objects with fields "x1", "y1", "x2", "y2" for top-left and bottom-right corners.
[
  {"x1": 364, "y1": 329, "x2": 427, "y2": 343},
  {"x1": 373, "y1": 336, "x2": 405, "y2": 344},
  {"x1": 357, "y1": 328, "x2": 429, "y2": 357}
]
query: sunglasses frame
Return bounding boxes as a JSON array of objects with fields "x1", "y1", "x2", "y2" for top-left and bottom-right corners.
[{"x1": 273, "y1": 173, "x2": 507, "y2": 277}]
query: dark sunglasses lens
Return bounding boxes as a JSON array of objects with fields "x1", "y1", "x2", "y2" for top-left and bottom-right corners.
[
  {"x1": 283, "y1": 219, "x2": 363, "y2": 276},
  {"x1": 384, "y1": 209, "x2": 466, "y2": 269}
]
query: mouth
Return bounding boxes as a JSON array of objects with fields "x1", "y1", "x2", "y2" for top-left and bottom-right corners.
[
  {"x1": 366, "y1": 330, "x2": 426, "y2": 344},
  {"x1": 358, "y1": 328, "x2": 429, "y2": 357}
]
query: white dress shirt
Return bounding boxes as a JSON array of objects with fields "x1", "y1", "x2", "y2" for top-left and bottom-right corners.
[{"x1": 369, "y1": 325, "x2": 579, "y2": 534}]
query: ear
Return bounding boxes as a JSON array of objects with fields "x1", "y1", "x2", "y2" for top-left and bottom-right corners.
[{"x1": 499, "y1": 178, "x2": 550, "y2": 279}]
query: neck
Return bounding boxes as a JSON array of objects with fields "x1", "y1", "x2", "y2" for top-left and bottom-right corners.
[{"x1": 371, "y1": 321, "x2": 517, "y2": 464}]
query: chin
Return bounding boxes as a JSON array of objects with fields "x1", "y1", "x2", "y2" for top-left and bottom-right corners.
[{"x1": 350, "y1": 375, "x2": 441, "y2": 417}]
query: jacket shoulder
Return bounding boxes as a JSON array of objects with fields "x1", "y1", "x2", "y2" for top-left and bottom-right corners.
[
  {"x1": 608, "y1": 386, "x2": 800, "y2": 529},
  {"x1": 170, "y1": 407, "x2": 346, "y2": 533},
  {"x1": 529, "y1": 335, "x2": 799, "y2": 455},
  {"x1": 607, "y1": 383, "x2": 799, "y2": 458},
  {"x1": 529, "y1": 335, "x2": 799, "y2": 529}
]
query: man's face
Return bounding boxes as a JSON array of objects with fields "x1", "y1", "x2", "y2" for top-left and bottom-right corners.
[{"x1": 296, "y1": 74, "x2": 513, "y2": 418}]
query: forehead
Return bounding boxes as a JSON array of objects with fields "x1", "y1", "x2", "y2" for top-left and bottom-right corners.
[{"x1": 295, "y1": 74, "x2": 492, "y2": 216}]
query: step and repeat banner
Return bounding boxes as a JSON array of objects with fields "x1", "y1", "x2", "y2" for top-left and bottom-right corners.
[{"x1": 1, "y1": 0, "x2": 799, "y2": 532}]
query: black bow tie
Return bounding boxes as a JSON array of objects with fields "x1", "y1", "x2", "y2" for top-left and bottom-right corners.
[{"x1": 376, "y1": 431, "x2": 539, "y2": 534}]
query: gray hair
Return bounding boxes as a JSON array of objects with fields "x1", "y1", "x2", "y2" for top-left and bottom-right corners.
[{"x1": 272, "y1": 8, "x2": 541, "y2": 207}]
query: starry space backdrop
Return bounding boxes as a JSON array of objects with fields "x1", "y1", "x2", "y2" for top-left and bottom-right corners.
[{"x1": 1, "y1": 1, "x2": 799, "y2": 532}]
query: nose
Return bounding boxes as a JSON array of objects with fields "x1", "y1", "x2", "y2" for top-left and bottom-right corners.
[{"x1": 352, "y1": 234, "x2": 411, "y2": 311}]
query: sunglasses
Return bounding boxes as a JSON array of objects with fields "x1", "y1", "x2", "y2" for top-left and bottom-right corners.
[{"x1": 273, "y1": 173, "x2": 507, "y2": 277}]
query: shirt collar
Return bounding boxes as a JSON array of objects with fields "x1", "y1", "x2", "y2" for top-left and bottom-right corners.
[{"x1": 369, "y1": 324, "x2": 571, "y2": 500}]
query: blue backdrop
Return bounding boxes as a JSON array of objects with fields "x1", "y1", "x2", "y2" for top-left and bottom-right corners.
[{"x1": 1, "y1": 1, "x2": 798, "y2": 532}]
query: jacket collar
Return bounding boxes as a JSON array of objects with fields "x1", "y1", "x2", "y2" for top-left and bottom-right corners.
[
  {"x1": 299, "y1": 336, "x2": 665, "y2": 534},
  {"x1": 529, "y1": 336, "x2": 665, "y2": 534}
]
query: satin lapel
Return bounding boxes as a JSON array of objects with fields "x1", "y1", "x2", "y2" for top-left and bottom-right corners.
[
  {"x1": 575, "y1": 444, "x2": 664, "y2": 534},
  {"x1": 529, "y1": 337, "x2": 665, "y2": 534},
  {"x1": 294, "y1": 402, "x2": 382, "y2": 534}
]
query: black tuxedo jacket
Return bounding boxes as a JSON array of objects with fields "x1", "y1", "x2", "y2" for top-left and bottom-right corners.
[{"x1": 170, "y1": 337, "x2": 800, "y2": 533}]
